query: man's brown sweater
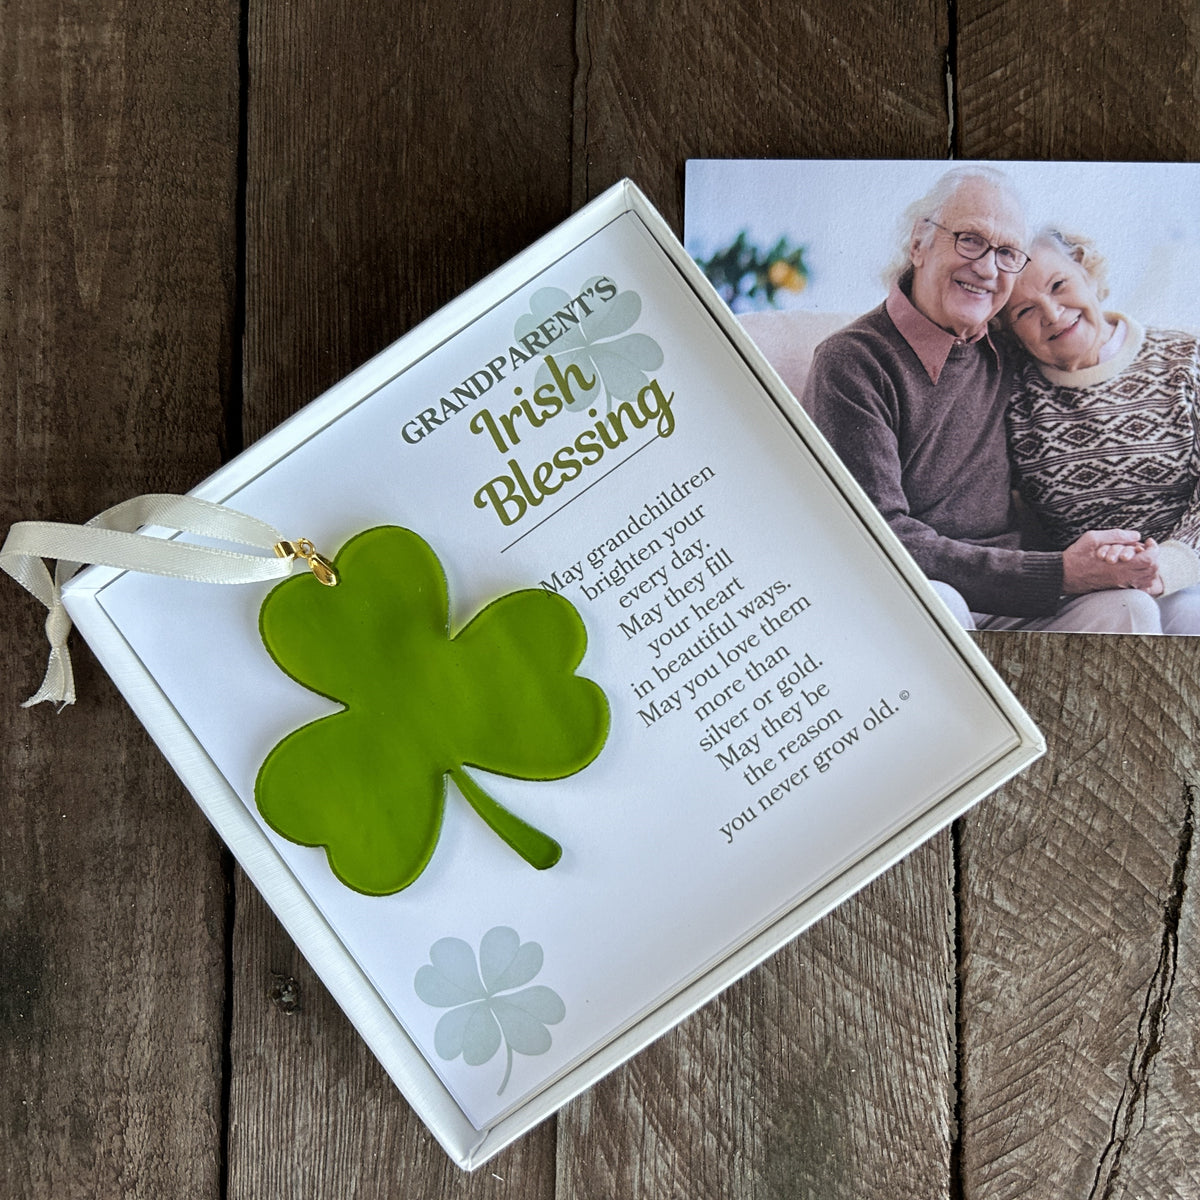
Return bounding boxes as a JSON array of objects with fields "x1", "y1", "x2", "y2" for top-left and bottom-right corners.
[{"x1": 803, "y1": 289, "x2": 1063, "y2": 618}]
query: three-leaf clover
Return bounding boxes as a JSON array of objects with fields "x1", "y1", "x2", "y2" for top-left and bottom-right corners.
[
  {"x1": 254, "y1": 526, "x2": 609, "y2": 895},
  {"x1": 515, "y1": 278, "x2": 664, "y2": 412},
  {"x1": 414, "y1": 925, "x2": 565, "y2": 1095}
]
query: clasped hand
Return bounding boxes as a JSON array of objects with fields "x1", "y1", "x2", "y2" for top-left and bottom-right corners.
[{"x1": 1062, "y1": 529, "x2": 1162, "y2": 596}]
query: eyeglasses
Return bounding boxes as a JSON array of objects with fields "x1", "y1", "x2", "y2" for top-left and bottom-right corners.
[{"x1": 924, "y1": 220, "x2": 1029, "y2": 273}]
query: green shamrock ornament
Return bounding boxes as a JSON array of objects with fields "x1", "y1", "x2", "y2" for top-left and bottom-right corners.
[{"x1": 255, "y1": 526, "x2": 609, "y2": 896}]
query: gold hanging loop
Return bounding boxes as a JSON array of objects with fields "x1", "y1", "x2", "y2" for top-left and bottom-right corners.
[{"x1": 274, "y1": 538, "x2": 339, "y2": 586}]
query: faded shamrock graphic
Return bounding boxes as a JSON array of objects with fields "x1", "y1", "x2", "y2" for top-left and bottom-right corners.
[
  {"x1": 414, "y1": 925, "x2": 565, "y2": 1095},
  {"x1": 515, "y1": 277, "x2": 664, "y2": 412},
  {"x1": 255, "y1": 526, "x2": 609, "y2": 896}
]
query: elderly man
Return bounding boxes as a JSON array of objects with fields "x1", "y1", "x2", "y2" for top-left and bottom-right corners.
[{"x1": 804, "y1": 165, "x2": 1167, "y2": 633}]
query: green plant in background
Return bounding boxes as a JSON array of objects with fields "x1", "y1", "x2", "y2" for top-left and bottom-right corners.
[
  {"x1": 255, "y1": 526, "x2": 610, "y2": 896},
  {"x1": 414, "y1": 925, "x2": 565, "y2": 1095},
  {"x1": 694, "y1": 232, "x2": 809, "y2": 311}
]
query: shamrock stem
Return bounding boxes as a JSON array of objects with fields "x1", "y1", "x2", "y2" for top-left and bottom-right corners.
[
  {"x1": 448, "y1": 767, "x2": 562, "y2": 870},
  {"x1": 498, "y1": 1042, "x2": 513, "y2": 1096}
]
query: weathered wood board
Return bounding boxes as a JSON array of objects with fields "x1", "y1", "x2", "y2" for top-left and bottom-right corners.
[
  {"x1": 0, "y1": 1, "x2": 239, "y2": 1197},
  {"x1": 3, "y1": 1, "x2": 1199, "y2": 1197}
]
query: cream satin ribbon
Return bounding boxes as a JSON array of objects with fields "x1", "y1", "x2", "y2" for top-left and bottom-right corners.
[{"x1": 1, "y1": 494, "x2": 327, "y2": 709}]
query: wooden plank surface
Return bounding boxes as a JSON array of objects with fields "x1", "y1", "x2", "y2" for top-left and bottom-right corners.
[
  {"x1": 4, "y1": 0, "x2": 1200, "y2": 1197},
  {"x1": 0, "y1": 1, "x2": 239, "y2": 1198},
  {"x1": 956, "y1": 0, "x2": 1200, "y2": 160},
  {"x1": 555, "y1": 837, "x2": 957, "y2": 1200},
  {"x1": 241, "y1": 0, "x2": 578, "y2": 440},
  {"x1": 961, "y1": 637, "x2": 1200, "y2": 1200}
]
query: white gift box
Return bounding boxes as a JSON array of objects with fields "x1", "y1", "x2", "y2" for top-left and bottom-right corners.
[{"x1": 58, "y1": 180, "x2": 1042, "y2": 1168}]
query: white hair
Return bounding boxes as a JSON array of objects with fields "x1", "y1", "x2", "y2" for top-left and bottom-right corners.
[
  {"x1": 883, "y1": 166, "x2": 1027, "y2": 287},
  {"x1": 1028, "y1": 226, "x2": 1110, "y2": 301}
]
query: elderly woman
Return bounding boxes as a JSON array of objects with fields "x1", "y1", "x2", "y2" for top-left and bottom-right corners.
[{"x1": 1003, "y1": 228, "x2": 1200, "y2": 618}]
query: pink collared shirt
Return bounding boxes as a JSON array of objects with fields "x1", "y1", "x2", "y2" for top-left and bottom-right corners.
[{"x1": 885, "y1": 283, "x2": 999, "y2": 386}]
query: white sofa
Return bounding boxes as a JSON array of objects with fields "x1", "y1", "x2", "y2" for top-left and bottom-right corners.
[{"x1": 737, "y1": 310, "x2": 855, "y2": 406}]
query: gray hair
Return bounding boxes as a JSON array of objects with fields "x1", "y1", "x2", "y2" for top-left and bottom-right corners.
[
  {"x1": 884, "y1": 166, "x2": 1026, "y2": 287},
  {"x1": 1027, "y1": 226, "x2": 1110, "y2": 301}
]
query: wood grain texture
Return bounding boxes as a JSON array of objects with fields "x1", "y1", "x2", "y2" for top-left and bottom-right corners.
[
  {"x1": 556, "y1": 838, "x2": 956, "y2": 1200},
  {"x1": 571, "y1": 0, "x2": 951, "y2": 225},
  {"x1": 8, "y1": 0, "x2": 1200, "y2": 1196},
  {"x1": 0, "y1": 0, "x2": 239, "y2": 1197},
  {"x1": 1108, "y1": 780, "x2": 1200, "y2": 1199},
  {"x1": 954, "y1": 7, "x2": 1200, "y2": 1198},
  {"x1": 955, "y1": 0, "x2": 1200, "y2": 160},
  {"x1": 961, "y1": 636, "x2": 1200, "y2": 1200},
  {"x1": 242, "y1": 0, "x2": 578, "y2": 443}
]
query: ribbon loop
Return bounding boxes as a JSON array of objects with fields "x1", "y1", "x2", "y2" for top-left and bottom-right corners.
[{"x1": 1, "y1": 494, "x2": 303, "y2": 709}]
